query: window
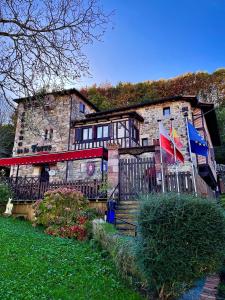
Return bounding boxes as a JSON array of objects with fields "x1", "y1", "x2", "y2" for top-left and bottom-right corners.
[
  {"x1": 132, "y1": 126, "x2": 139, "y2": 141},
  {"x1": 44, "y1": 129, "x2": 48, "y2": 140},
  {"x1": 79, "y1": 103, "x2": 85, "y2": 113},
  {"x1": 49, "y1": 129, "x2": 53, "y2": 140},
  {"x1": 83, "y1": 127, "x2": 93, "y2": 140},
  {"x1": 97, "y1": 125, "x2": 109, "y2": 139},
  {"x1": 142, "y1": 138, "x2": 148, "y2": 146},
  {"x1": 182, "y1": 106, "x2": 189, "y2": 113},
  {"x1": 163, "y1": 107, "x2": 170, "y2": 117}
]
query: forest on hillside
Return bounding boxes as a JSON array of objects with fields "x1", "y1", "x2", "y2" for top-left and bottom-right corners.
[{"x1": 80, "y1": 69, "x2": 225, "y2": 164}]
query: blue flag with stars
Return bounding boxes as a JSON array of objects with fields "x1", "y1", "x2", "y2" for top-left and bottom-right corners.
[{"x1": 188, "y1": 122, "x2": 208, "y2": 157}]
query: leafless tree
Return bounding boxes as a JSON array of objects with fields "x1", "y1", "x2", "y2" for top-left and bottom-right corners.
[{"x1": 0, "y1": 0, "x2": 111, "y2": 108}]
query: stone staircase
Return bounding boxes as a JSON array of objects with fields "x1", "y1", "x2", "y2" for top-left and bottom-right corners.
[{"x1": 115, "y1": 200, "x2": 139, "y2": 236}]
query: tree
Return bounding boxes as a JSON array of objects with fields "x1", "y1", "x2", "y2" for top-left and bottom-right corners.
[
  {"x1": 0, "y1": 124, "x2": 15, "y2": 158},
  {"x1": 0, "y1": 108, "x2": 15, "y2": 159},
  {"x1": 0, "y1": 0, "x2": 111, "y2": 107}
]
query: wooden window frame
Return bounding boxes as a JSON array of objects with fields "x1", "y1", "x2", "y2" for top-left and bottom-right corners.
[
  {"x1": 96, "y1": 124, "x2": 110, "y2": 141},
  {"x1": 82, "y1": 126, "x2": 93, "y2": 141}
]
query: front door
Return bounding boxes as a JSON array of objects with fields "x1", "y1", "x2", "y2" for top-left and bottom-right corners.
[{"x1": 40, "y1": 165, "x2": 50, "y2": 183}]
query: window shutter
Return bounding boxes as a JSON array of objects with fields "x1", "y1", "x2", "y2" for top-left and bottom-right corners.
[{"x1": 75, "y1": 128, "x2": 82, "y2": 142}]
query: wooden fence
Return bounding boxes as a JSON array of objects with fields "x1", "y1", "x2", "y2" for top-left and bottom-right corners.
[
  {"x1": 165, "y1": 172, "x2": 193, "y2": 194},
  {"x1": 2, "y1": 177, "x2": 106, "y2": 202},
  {"x1": 119, "y1": 157, "x2": 157, "y2": 200}
]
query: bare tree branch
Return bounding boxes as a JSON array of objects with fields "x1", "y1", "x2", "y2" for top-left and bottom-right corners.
[{"x1": 0, "y1": 0, "x2": 112, "y2": 107}]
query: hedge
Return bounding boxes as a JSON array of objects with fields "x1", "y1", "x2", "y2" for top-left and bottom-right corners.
[{"x1": 137, "y1": 193, "x2": 225, "y2": 299}]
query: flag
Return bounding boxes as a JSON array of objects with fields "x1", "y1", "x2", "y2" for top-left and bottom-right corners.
[
  {"x1": 170, "y1": 127, "x2": 183, "y2": 149},
  {"x1": 159, "y1": 123, "x2": 184, "y2": 163},
  {"x1": 187, "y1": 122, "x2": 208, "y2": 157}
]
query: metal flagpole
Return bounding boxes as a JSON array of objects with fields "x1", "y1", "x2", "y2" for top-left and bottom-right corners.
[
  {"x1": 157, "y1": 120, "x2": 165, "y2": 193},
  {"x1": 170, "y1": 118, "x2": 180, "y2": 195},
  {"x1": 184, "y1": 113, "x2": 197, "y2": 196}
]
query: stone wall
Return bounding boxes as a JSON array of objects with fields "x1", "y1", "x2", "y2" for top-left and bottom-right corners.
[
  {"x1": 136, "y1": 101, "x2": 193, "y2": 173},
  {"x1": 11, "y1": 92, "x2": 96, "y2": 179},
  {"x1": 67, "y1": 158, "x2": 104, "y2": 181}
]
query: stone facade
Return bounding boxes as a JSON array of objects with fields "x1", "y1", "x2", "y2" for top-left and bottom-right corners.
[
  {"x1": 10, "y1": 93, "x2": 217, "y2": 194},
  {"x1": 11, "y1": 92, "x2": 96, "y2": 181},
  {"x1": 67, "y1": 158, "x2": 104, "y2": 181}
]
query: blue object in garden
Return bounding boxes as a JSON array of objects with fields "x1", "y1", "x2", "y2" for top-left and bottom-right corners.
[
  {"x1": 188, "y1": 122, "x2": 208, "y2": 157},
  {"x1": 107, "y1": 200, "x2": 116, "y2": 224}
]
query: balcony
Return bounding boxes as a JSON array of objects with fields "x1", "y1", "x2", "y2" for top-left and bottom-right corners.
[
  {"x1": 74, "y1": 137, "x2": 140, "y2": 150},
  {"x1": 197, "y1": 147, "x2": 217, "y2": 188},
  {"x1": 73, "y1": 117, "x2": 141, "y2": 150}
]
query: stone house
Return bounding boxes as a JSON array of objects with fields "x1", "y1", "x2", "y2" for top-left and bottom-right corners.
[{"x1": 0, "y1": 89, "x2": 220, "y2": 202}]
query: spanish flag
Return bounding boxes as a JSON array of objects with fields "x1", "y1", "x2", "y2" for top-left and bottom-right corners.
[
  {"x1": 170, "y1": 127, "x2": 183, "y2": 150},
  {"x1": 159, "y1": 123, "x2": 184, "y2": 163}
]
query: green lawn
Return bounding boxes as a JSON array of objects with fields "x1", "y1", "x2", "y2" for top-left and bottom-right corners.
[{"x1": 0, "y1": 217, "x2": 143, "y2": 300}]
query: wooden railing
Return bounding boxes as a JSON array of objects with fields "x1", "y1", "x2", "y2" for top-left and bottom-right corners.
[
  {"x1": 164, "y1": 172, "x2": 194, "y2": 193},
  {"x1": 2, "y1": 177, "x2": 106, "y2": 202},
  {"x1": 74, "y1": 137, "x2": 140, "y2": 150}
]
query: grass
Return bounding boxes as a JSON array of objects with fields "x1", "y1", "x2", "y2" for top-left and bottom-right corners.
[{"x1": 0, "y1": 217, "x2": 143, "y2": 300}]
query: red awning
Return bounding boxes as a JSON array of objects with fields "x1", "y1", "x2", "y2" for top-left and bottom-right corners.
[{"x1": 0, "y1": 148, "x2": 108, "y2": 166}]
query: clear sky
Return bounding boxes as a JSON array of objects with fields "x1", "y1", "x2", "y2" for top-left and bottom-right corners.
[{"x1": 78, "y1": 0, "x2": 225, "y2": 88}]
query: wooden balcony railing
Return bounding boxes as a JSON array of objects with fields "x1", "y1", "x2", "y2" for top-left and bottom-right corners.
[{"x1": 74, "y1": 137, "x2": 140, "y2": 150}]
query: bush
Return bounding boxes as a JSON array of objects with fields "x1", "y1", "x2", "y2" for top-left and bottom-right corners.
[
  {"x1": 220, "y1": 194, "x2": 225, "y2": 209},
  {"x1": 34, "y1": 188, "x2": 100, "y2": 240},
  {"x1": 137, "y1": 193, "x2": 225, "y2": 299},
  {"x1": 92, "y1": 221, "x2": 146, "y2": 288},
  {"x1": 0, "y1": 183, "x2": 11, "y2": 204}
]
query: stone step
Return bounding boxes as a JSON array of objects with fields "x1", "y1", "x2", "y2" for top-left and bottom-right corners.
[
  {"x1": 116, "y1": 212, "x2": 138, "y2": 218},
  {"x1": 116, "y1": 204, "x2": 139, "y2": 210},
  {"x1": 116, "y1": 217, "x2": 137, "y2": 225},
  {"x1": 118, "y1": 200, "x2": 139, "y2": 205},
  {"x1": 116, "y1": 209, "x2": 138, "y2": 215}
]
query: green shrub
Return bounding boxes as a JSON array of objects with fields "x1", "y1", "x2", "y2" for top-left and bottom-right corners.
[
  {"x1": 0, "y1": 183, "x2": 11, "y2": 204},
  {"x1": 92, "y1": 221, "x2": 146, "y2": 288},
  {"x1": 34, "y1": 188, "x2": 100, "y2": 240},
  {"x1": 137, "y1": 193, "x2": 225, "y2": 299},
  {"x1": 220, "y1": 194, "x2": 225, "y2": 209}
]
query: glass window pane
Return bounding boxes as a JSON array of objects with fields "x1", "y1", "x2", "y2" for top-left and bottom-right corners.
[
  {"x1": 88, "y1": 128, "x2": 93, "y2": 139},
  {"x1": 103, "y1": 126, "x2": 109, "y2": 138},
  {"x1": 97, "y1": 127, "x2": 103, "y2": 139},
  {"x1": 83, "y1": 128, "x2": 88, "y2": 140},
  {"x1": 163, "y1": 107, "x2": 170, "y2": 116}
]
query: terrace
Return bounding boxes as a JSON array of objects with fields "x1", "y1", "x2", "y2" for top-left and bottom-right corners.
[{"x1": 72, "y1": 111, "x2": 144, "y2": 150}]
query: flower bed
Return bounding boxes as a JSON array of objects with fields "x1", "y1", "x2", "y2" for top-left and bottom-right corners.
[{"x1": 34, "y1": 188, "x2": 101, "y2": 240}]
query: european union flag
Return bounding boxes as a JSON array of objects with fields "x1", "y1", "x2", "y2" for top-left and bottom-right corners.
[{"x1": 188, "y1": 122, "x2": 208, "y2": 157}]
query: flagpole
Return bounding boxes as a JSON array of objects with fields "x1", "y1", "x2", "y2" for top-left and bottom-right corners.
[
  {"x1": 184, "y1": 113, "x2": 197, "y2": 196},
  {"x1": 170, "y1": 118, "x2": 180, "y2": 195},
  {"x1": 158, "y1": 120, "x2": 165, "y2": 193}
]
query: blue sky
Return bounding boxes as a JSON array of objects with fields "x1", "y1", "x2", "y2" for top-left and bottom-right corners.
[{"x1": 79, "y1": 0, "x2": 225, "y2": 87}]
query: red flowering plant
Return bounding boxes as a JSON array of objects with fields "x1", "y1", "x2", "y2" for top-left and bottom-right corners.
[{"x1": 33, "y1": 188, "x2": 101, "y2": 240}]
